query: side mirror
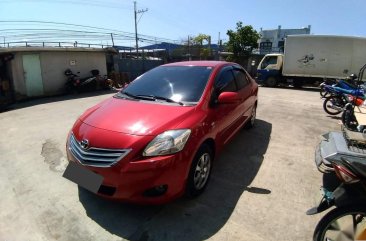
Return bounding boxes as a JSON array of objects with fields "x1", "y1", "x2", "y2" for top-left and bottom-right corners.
[{"x1": 218, "y1": 92, "x2": 241, "y2": 104}]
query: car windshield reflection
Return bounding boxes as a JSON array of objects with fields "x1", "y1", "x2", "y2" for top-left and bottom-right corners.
[{"x1": 121, "y1": 66, "x2": 213, "y2": 104}]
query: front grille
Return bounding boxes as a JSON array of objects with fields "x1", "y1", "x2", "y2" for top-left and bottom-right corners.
[{"x1": 69, "y1": 134, "x2": 131, "y2": 167}]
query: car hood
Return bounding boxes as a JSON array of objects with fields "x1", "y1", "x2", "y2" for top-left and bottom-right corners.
[{"x1": 79, "y1": 97, "x2": 196, "y2": 136}]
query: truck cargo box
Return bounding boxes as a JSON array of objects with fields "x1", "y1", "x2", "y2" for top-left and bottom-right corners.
[{"x1": 283, "y1": 35, "x2": 366, "y2": 79}]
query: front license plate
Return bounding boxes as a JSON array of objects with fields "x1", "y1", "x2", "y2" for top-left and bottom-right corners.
[{"x1": 63, "y1": 162, "x2": 103, "y2": 193}]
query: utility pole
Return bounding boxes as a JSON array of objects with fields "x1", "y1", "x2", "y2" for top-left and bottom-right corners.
[
  {"x1": 188, "y1": 35, "x2": 190, "y2": 60},
  {"x1": 110, "y1": 33, "x2": 114, "y2": 47},
  {"x1": 134, "y1": 1, "x2": 148, "y2": 58}
]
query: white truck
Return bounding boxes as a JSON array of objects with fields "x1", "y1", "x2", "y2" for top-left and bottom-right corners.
[{"x1": 256, "y1": 35, "x2": 366, "y2": 87}]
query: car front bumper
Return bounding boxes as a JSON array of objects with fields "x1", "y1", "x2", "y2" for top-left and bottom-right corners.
[
  {"x1": 66, "y1": 146, "x2": 190, "y2": 204},
  {"x1": 64, "y1": 122, "x2": 194, "y2": 204}
]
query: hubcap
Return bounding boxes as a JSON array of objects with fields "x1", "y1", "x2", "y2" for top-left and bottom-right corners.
[{"x1": 193, "y1": 153, "x2": 211, "y2": 190}]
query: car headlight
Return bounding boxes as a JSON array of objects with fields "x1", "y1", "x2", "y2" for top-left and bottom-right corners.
[{"x1": 143, "y1": 129, "x2": 191, "y2": 157}]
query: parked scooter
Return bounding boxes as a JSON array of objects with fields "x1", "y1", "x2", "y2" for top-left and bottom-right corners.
[
  {"x1": 307, "y1": 157, "x2": 366, "y2": 241},
  {"x1": 64, "y1": 69, "x2": 98, "y2": 93},
  {"x1": 342, "y1": 65, "x2": 366, "y2": 132}
]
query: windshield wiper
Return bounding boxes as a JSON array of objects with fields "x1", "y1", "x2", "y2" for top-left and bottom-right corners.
[
  {"x1": 117, "y1": 91, "x2": 138, "y2": 99},
  {"x1": 136, "y1": 94, "x2": 184, "y2": 106}
]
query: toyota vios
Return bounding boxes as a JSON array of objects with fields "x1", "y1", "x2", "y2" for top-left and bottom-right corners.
[{"x1": 65, "y1": 61, "x2": 258, "y2": 204}]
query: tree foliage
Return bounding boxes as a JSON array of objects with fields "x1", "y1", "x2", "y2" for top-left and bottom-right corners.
[
  {"x1": 192, "y1": 34, "x2": 210, "y2": 45},
  {"x1": 226, "y1": 22, "x2": 260, "y2": 60}
]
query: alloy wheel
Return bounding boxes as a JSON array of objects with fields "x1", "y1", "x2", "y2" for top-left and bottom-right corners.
[{"x1": 193, "y1": 153, "x2": 211, "y2": 190}]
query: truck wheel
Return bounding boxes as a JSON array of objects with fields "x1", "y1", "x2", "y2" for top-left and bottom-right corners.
[
  {"x1": 265, "y1": 77, "x2": 277, "y2": 87},
  {"x1": 293, "y1": 79, "x2": 303, "y2": 88}
]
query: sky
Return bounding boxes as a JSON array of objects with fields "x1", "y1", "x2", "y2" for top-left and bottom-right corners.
[{"x1": 0, "y1": 0, "x2": 366, "y2": 47}]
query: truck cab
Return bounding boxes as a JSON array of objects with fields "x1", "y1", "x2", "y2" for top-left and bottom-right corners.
[{"x1": 257, "y1": 54, "x2": 283, "y2": 87}]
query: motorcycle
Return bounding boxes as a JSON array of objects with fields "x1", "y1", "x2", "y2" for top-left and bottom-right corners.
[
  {"x1": 322, "y1": 85, "x2": 365, "y2": 115},
  {"x1": 341, "y1": 65, "x2": 366, "y2": 132},
  {"x1": 64, "y1": 69, "x2": 99, "y2": 93},
  {"x1": 319, "y1": 79, "x2": 337, "y2": 98},
  {"x1": 320, "y1": 75, "x2": 359, "y2": 98},
  {"x1": 307, "y1": 157, "x2": 366, "y2": 241}
]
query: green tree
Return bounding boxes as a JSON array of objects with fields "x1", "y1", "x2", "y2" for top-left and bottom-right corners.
[
  {"x1": 192, "y1": 34, "x2": 210, "y2": 45},
  {"x1": 192, "y1": 34, "x2": 211, "y2": 59},
  {"x1": 226, "y1": 22, "x2": 259, "y2": 61}
]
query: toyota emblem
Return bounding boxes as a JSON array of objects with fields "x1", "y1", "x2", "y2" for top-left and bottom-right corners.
[{"x1": 80, "y1": 139, "x2": 89, "y2": 149}]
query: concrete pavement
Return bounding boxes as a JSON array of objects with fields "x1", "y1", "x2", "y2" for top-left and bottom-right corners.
[{"x1": 0, "y1": 88, "x2": 340, "y2": 241}]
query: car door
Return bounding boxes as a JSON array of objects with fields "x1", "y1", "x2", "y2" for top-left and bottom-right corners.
[
  {"x1": 233, "y1": 67, "x2": 253, "y2": 122},
  {"x1": 210, "y1": 66, "x2": 242, "y2": 145}
]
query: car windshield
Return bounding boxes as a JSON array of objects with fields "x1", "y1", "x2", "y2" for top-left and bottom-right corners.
[{"x1": 120, "y1": 65, "x2": 213, "y2": 104}]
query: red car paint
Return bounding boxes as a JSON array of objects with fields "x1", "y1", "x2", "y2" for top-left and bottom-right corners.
[{"x1": 66, "y1": 61, "x2": 258, "y2": 204}]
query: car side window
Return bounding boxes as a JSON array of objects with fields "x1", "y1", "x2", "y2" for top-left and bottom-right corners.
[
  {"x1": 233, "y1": 68, "x2": 249, "y2": 90},
  {"x1": 215, "y1": 69, "x2": 237, "y2": 93},
  {"x1": 244, "y1": 70, "x2": 253, "y2": 84}
]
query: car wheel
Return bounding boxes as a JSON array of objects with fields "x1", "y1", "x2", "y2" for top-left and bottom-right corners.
[
  {"x1": 186, "y1": 144, "x2": 213, "y2": 197},
  {"x1": 245, "y1": 104, "x2": 256, "y2": 129}
]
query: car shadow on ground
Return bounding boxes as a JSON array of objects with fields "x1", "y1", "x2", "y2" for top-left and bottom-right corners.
[
  {"x1": 78, "y1": 119, "x2": 272, "y2": 241},
  {"x1": 1, "y1": 89, "x2": 117, "y2": 113}
]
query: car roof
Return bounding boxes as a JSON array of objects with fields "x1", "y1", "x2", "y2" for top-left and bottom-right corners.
[{"x1": 162, "y1": 61, "x2": 232, "y2": 68}]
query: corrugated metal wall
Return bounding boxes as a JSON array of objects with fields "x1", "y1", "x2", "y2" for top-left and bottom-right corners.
[{"x1": 116, "y1": 59, "x2": 164, "y2": 81}]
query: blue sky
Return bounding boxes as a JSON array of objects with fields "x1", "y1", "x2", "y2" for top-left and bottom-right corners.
[{"x1": 0, "y1": 0, "x2": 365, "y2": 47}]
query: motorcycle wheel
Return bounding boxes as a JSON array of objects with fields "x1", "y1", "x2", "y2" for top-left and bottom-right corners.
[
  {"x1": 323, "y1": 95, "x2": 345, "y2": 115},
  {"x1": 320, "y1": 85, "x2": 331, "y2": 98},
  {"x1": 313, "y1": 205, "x2": 366, "y2": 241},
  {"x1": 342, "y1": 106, "x2": 358, "y2": 131}
]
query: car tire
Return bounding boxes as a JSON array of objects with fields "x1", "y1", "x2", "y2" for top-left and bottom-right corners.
[
  {"x1": 186, "y1": 144, "x2": 213, "y2": 197},
  {"x1": 245, "y1": 104, "x2": 257, "y2": 129}
]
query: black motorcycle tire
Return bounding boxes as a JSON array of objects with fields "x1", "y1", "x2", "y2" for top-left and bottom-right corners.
[
  {"x1": 342, "y1": 107, "x2": 358, "y2": 131},
  {"x1": 319, "y1": 86, "x2": 331, "y2": 98},
  {"x1": 313, "y1": 205, "x2": 366, "y2": 241},
  {"x1": 323, "y1": 95, "x2": 345, "y2": 115}
]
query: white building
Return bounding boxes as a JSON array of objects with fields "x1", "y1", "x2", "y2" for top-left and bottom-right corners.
[{"x1": 258, "y1": 25, "x2": 311, "y2": 54}]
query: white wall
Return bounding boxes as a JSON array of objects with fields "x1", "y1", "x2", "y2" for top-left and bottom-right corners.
[
  {"x1": 10, "y1": 50, "x2": 107, "y2": 98},
  {"x1": 40, "y1": 51, "x2": 107, "y2": 94}
]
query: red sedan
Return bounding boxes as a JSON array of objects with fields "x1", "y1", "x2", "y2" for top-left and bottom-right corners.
[{"x1": 64, "y1": 61, "x2": 258, "y2": 204}]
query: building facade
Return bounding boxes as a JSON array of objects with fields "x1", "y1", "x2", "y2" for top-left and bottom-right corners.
[{"x1": 258, "y1": 25, "x2": 311, "y2": 54}]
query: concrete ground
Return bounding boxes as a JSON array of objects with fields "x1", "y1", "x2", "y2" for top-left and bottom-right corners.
[{"x1": 0, "y1": 87, "x2": 340, "y2": 241}]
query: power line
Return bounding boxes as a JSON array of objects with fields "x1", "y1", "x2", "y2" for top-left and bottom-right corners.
[
  {"x1": 0, "y1": 0, "x2": 131, "y2": 9},
  {"x1": 0, "y1": 20, "x2": 179, "y2": 44}
]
